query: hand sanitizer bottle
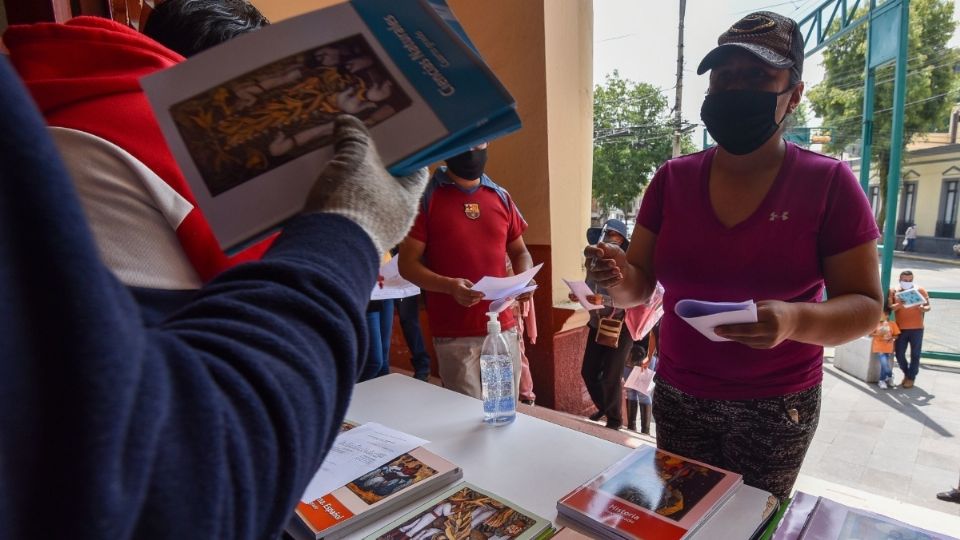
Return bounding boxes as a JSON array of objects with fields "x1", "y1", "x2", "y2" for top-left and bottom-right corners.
[{"x1": 480, "y1": 311, "x2": 516, "y2": 426}]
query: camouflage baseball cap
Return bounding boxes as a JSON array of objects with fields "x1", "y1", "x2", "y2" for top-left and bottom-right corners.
[{"x1": 696, "y1": 11, "x2": 805, "y2": 79}]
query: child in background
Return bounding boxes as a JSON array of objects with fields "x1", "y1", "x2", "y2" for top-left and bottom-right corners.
[
  {"x1": 871, "y1": 308, "x2": 900, "y2": 389},
  {"x1": 623, "y1": 323, "x2": 659, "y2": 434},
  {"x1": 623, "y1": 342, "x2": 645, "y2": 432}
]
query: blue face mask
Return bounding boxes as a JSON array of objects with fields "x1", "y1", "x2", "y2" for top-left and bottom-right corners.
[{"x1": 700, "y1": 87, "x2": 792, "y2": 155}]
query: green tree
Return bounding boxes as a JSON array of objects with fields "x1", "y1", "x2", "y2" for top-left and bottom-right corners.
[
  {"x1": 806, "y1": 0, "x2": 959, "y2": 230},
  {"x1": 592, "y1": 71, "x2": 693, "y2": 218}
]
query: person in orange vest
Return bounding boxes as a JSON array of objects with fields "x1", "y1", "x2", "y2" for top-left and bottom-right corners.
[{"x1": 888, "y1": 270, "x2": 931, "y2": 388}]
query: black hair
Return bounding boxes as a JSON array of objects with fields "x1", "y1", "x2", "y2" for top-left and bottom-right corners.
[
  {"x1": 143, "y1": 0, "x2": 269, "y2": 58},
  {"x1": 900, "y1": 270, "x2": 914, "y2": 278}
]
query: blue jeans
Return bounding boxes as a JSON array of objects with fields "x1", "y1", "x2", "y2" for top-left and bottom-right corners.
[
  {"x1": 895, "y1": 328, "x2": 924, "y2": 380},
  {"x1": 360, "y1": 300, "x2": 394, "y2": 381},
  {"x1": 396, "y1": 295, "x2": 432, "y2": 379},
  {"x1": 877, "y1": 353, "x2": 893, "y2": 381}
]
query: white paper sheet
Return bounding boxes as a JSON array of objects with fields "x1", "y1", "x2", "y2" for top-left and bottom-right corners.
[
  {"x1": 371, "y1": 257, "x2": 420, "y2": 300},
  {"x1": 487, "y1": 284, "x2": 538, "y2": 314},
  {"x1": 471, "y1": 263, "x2": 543, "y2": 301},
  {"x1": 299, "y1": 422, "x2": 428, "y2": 503},
  {"x1": 675, "y1": 299, "x2": 757, "y2": 342},
  {"x1": 623, "y1": 366, "x2": 655, "y2": 396},
  {"x1": 563, "y1": 279, "x2": 605, "y2": 310}
]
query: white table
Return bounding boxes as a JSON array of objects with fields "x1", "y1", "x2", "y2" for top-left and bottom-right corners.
[{"x1": 347, "y1": 374, "x2": 777, "y2": 538}]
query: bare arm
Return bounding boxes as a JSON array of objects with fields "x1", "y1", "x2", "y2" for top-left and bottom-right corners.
[
  {"x1": 398, "y1": 236, "x2": 483, "y2": 307},
  {"x1": 506, "y1": 235, "x2": 535, "y2": 302},
  {"x1": 585, "y1": 225, "x2": 658, "y2": 308},
  {"x1": 506, "y1": 235, "x2": 533, "y2": 275},
  {"x1": 717, "y1": 241, "x2": 883, "y2": 348}
]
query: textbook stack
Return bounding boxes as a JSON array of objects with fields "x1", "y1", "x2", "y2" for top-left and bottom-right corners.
[
  {"x1": 556, "y1": 444, "x2": 744, "y2": 540},
  {"x1": 287, "y1": 442, "x2": 462, "y2": 539},
  {"x1": 771, "y1": 491, "x2": 958, "y2": 540}
]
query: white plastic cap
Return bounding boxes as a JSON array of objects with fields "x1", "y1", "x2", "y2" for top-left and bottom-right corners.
[{"x1": 486, "y1": 311, "x2": 501, "y2": 334}]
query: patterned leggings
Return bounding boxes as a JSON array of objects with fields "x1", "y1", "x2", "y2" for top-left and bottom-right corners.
[{"x1": 652, "y1": 376, "x2": 821, "y2": 500}]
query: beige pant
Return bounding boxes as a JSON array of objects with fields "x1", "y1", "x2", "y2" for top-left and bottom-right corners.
[{"x1": 434, "y1": 328, "x2": 522, "y2": 399}]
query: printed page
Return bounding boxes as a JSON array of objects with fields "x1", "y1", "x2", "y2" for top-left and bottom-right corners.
[
  {"x1": 300, "y1": 422, "x2": 428, "y2": 503},
  {"x1": 675, "y1": 299, "x2": 757, "y2": 342}
]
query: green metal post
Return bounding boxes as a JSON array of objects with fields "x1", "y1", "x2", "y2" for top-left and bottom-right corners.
[
  {"x1": 858, "y1": 75, "x2": 874, "y2": 193},
  {"x1": 879, "y1": 0, "x2": 909, "y2": 295}
]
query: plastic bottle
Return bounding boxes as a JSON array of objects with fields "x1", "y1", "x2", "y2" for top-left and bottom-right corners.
[{"x1": 480, "y1": 311, "x2": 516, "y2": 425}]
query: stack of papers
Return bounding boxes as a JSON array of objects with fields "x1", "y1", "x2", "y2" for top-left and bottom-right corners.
[
  {"x1": 471, "y1": 263, "x2": 543, "y2": 300},
  {"x1": 471, "y1": 263, "x2": 542, "y2": 313},
  {"x1": 300, "y1": 422, "x2": 428, "y2": 504}
]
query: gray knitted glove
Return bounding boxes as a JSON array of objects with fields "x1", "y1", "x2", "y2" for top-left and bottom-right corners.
[{"x1": 304, "y1": 115, "x2": 429, "y2": 255}]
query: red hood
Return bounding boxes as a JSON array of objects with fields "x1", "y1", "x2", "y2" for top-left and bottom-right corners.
[
  {"x1": 3, "y1": 16, "x2": 182, "y2": 116},
  {"x1": 2, "y1": 17, "x2": 274, "y2": 282}
]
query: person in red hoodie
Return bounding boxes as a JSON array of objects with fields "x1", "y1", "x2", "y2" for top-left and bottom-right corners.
[{"x1": 3, "y1": 2, "x2": 270, "y2": 322}]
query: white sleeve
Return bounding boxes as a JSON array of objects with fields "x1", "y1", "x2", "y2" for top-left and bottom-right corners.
[{"x1": 49, "y1": 127, "x2": 202, "y2": 289}]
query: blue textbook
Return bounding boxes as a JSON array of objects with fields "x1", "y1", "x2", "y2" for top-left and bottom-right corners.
[{"x1": 142, "y1": 0, "x2": 520, "y2": 253}]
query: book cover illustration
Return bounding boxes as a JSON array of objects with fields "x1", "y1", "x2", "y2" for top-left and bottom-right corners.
[
  {"x1": 170, "y1": 34, "x2": 411, "y2": 196},
  {"x1": 347, "y1": 453, "x2": 438, "y2": 504},
  {"x1": 293, "y1": 427, "x2": 461, "y2": 539},
  {"x1": 368, "y1": 483, "x2": 551, "y2": 540},
  {"x1": 598, "y1": 450, "x2": 726, "y2": 523},
  {"x1": 558, "y1": 445, "x2": 742, "y2": 540},
  {"x1": 895, "y1": 288, "x2": 926, "y2": 308}
]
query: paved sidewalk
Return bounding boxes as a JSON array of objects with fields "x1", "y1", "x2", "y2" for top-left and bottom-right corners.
[
  {"x1": 798, "y1": 356, "x2": 960, "y2": 536},
  {"x1": 894, "y1": 252, "x2": 960, "y2": 267}
]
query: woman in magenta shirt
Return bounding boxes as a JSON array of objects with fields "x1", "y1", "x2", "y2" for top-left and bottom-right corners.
[{"x1": 587, "y1": 11, "x2": 881, "y2": 499}]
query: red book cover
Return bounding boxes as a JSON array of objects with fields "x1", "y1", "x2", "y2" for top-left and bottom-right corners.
[{"x1": 557, "y1": 445, "x2": 742, "y2": 539}]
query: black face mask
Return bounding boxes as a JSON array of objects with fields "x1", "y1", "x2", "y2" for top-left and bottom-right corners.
[
  {"x1": 446, "y1": 148, "x2": 488, "y2": 180},
  {"x1": 700, "y1": 88, "x2": 792, "y2": 155}
]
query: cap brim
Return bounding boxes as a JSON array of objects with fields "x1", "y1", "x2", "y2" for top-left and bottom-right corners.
[{"x1": 696, "y1": 43, "x2": 794, "y2": 75}]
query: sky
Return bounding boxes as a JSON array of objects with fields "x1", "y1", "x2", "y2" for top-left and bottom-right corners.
[{"x1": 593, "y1": 0, "x2": 960, "y2": 145}]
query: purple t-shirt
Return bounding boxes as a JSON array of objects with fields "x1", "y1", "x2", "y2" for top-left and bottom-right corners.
[{"x1": 637, "y1": 143, "x2": 879, "y2": 400}]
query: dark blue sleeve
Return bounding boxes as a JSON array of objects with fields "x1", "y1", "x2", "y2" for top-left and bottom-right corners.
[{"x1": 0, "y1": 57, "x2": 376, "y2": 540}]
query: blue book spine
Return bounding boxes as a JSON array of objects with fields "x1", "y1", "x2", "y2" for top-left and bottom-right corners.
[
  {"x1": 351, "y1": 0, "x2": 517, "y2": 139},
  {"x1": 391, "y1": 108, "x2": 521, "y2": 173}
]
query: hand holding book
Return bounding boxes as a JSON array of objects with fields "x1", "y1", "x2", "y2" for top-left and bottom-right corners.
[{"x1": 304, "y1": 115, "x2": 428, "y2": 255}]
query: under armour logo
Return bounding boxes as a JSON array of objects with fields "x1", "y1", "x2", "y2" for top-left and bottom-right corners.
[{"x1": 769, "y1": 211, "x2": 790, "y2": 221}]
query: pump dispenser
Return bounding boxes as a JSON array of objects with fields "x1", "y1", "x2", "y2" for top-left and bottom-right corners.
[{"x1": 479, "y1": 311, "x2": 516, "y2": 425}]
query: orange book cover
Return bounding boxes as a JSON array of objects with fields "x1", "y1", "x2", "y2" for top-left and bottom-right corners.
[
  {"x1": 557, "y1": 445, "x2": 742, "y2": 540},
  {"x1": 289, "y1": 422, "x2": 462, "y2": 540}
]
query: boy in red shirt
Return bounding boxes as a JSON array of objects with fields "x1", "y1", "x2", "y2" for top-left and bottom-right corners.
[{"x1": 399, "y1": 144, "x2": 534, "y2": 398}]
